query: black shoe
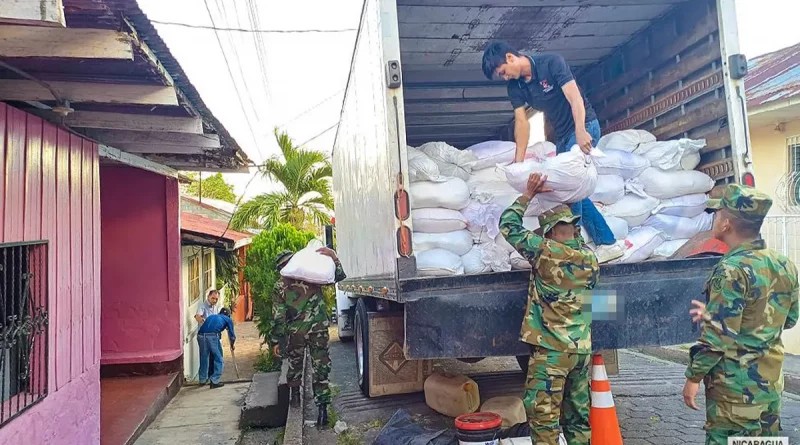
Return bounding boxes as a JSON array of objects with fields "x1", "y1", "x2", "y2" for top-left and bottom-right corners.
[
  {"x1": 317, "y1": 404, "x2": 329, "y2": 429},
  {"x1": 210, "y1": 382, "x2": 225, "y2": 389},
  {"x1": 289, "y1": 387, "x2": 300, "y2": 408}
]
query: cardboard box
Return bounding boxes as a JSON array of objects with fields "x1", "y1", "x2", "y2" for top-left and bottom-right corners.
[
  {"x1": 367, "y1": 311, "x2": 432, "y2": 397},
  {"x1": 598, "y1": 349, "x2": 619, "y2": 376}
]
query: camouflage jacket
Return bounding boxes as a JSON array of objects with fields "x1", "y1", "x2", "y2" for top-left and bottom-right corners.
[
  {"x1": 686, "y1": 239, "x2": 800, "y2": 403},
  {"x1": 270, "y1": 261, "x2": 347, "y2": 345},
  {"x1": 499, "y1": 197, "x2": 599, "y2": 354}
]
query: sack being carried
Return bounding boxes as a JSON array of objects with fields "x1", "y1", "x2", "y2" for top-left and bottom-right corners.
[
  {"x1": 501, "y1": 145, "x2": 600, "y2": 204},
  {"x1": 280, "y1": 239, "x2": 336, "y2": 284}
]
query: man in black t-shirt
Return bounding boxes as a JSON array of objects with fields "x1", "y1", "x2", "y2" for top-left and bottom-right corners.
[{"x1": 481, "y1": 41, "x2": 622, "y2": 263}]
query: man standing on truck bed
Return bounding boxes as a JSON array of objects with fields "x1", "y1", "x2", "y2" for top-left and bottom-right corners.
[
  {"x1": 482, "y1": 41, "x2": 622, "y2": 264},
  {"x1": 682, "y1": 184, "x2": 799, "y2": 444},
  {"x1": 271, "y1": 247, "x2": 347, "y2": 430},
  {"x1": 499, "y1": 172, "x2": 599, "y2": 445}
]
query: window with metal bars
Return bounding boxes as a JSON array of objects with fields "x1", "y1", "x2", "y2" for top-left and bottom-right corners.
[
  {"x1": 788, "y1": 136, "x2": 800, "y2": 207},
  {"x1": 202, "y1": 250, "x2": 213, "y2": 294},
  {"x1": 0, "y1": 241, "x2": 48, "y2": 428}
]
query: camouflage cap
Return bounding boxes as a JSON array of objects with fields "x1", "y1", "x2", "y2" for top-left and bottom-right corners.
[
  {"x1": 275, "y1": 250, "x2": 295, "y2": 270},
  {"x1": 538, "y1": 205, "x2": 581, "y2": 236},
  {"x1": 706, "y1": 183, "x2": 772, "y2": 222}
]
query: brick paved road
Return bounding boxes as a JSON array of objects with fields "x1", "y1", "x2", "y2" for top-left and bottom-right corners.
[{"x1": 314, "y1": 339, "x2": 800, "y2": 444}]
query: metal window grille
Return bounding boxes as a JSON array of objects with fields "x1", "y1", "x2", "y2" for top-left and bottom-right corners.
[
  {"x1": 0, "y1": 241, "x2": 48, "y2": 428},
  {"x1": 787, "y1": 136, "x2": 800, "y2": 207}
]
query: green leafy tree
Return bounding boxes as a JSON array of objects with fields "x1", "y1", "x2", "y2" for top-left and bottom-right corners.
[
  {"x1": 215, "y1": 248, "x2": 242, "y2": 313},
  {"x1": 185, "y1": 172, "x2": 237, "y2": 203},
  {"x1": 244, "y1": 223, "x2": 316, "y2": 343},
  {"x1": 231, "y1": 128, "x2": 333, "y2": 231}
]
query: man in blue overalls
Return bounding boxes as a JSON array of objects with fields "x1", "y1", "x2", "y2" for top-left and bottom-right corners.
[{"x1": 482, "y1": 40, "x2": 623, "y2": 264}]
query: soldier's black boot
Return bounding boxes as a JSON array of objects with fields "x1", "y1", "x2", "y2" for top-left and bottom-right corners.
[
  {"x1": 317, "y1": 404, "x2": 329, "y2": 430},
  {"x1": 289, "y1": 387, "x2": 300, "y2": 408}
]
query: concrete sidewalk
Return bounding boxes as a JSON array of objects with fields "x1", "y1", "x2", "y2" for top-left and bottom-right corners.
[{"x1": 134, "y1": 382, "x2": 249, "y2": 445}]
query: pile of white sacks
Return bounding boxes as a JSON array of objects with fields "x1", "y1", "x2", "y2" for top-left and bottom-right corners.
[{"x1": 407, "y1": 129, "x2": 714, "y2": 276}]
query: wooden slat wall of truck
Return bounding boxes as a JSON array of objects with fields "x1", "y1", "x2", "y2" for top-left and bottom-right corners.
[{"x1": 577, "y1": 0, "x2": 734, "y2": 183}]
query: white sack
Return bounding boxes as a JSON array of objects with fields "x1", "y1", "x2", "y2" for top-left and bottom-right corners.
[
  {"x1": 611, "y1": 227, "x2": 666, "y2": 264},
  {"x1": 524, "y1": 197, "x2": 561, "y2": 217},
  {"x1": 469, "y1": 180, "x2": 520, "y2": 203},
  {"x1": 501, "y1": 146, "x2": 600, "y2": 204},
  {"x1": 638, "y1": 168, "x2": 714, "y2": 200},
  {"x1": 418, "y1": 141, "x2": 478, "y2": 171},
  {"x1": 411, "y1": 208, "x2": 468, "y2": 233},
  {"x1": 280, "y1": 239, "x2": 336, "y2": 284},
  {"x1": 604, "y1": 216, "x2": 630, "y2": 241},
  {"x1": 480, "y1": 241, "x2": 512, "y2": 272},
  {"x1": 461, "y1": 200, "x2": 503, "y2": 239},
  {"x1": 635, "y1": 139, "x2": 705, "y2": 171},
  {"x1": 642, "y1": 212, "x2": 713, "y2": 240},
  {"x1": 433, "y1": 159, "x2": 472, "y2": 181},
  {"x1": 678, "y1": 151, "x2": 701, "y2": 171},
  {"x1": 593, "y1": 149, "x2": 650, "y2": 179},
  {"x1": 496, "y1": 234, "x2": 516, "y2": 255},
  {"x1": 653, "y1": 239, "x2": 690, "y2": 258},
  {"x1": 469, "y1": 226, "x2": 493, "y2": 244},
  {"x1": 596, "y1": 130, "x2": 656, "y2": 152},
  {"x1": 413, "y1": 230, "x2": 473, "y2": 256},
  {"x1": 468, "y1": 166, "x2": 507, "y2": 183},
  {"x1": 467, "y1": 141, "x2": 516, "y2": 170},
  {"x1": 416, "y1": 249, "x2": 464, "y2": 277},
  {"x1": 407, "y1": 146, "x2": 448, "y2": 183},
  {"x1": 410, "y1": 178, "x2": 470, "y2": 210},
  {"x1": 591, "y1": 175, "x2": 626, "y2": 205},
  {"x1": 600, "y1": 194, "x2": 660, "y2": 227},
  {"x1": 527, "y1": 141, "x2": 558, "y2": 162},
  {"x1": 510, "y1": 251, "x2": 532, "y2": 270},
  {"x1": 462, "y1": 246, "x2": 492, "y2": 274},
  {"x1": 652, "y1": 194, "x2": 709, "y2": 218}
]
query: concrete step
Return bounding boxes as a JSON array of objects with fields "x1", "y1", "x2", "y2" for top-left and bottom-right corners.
[{"x1": 239, "y1": 361, "x2": 289, "y2": 428}]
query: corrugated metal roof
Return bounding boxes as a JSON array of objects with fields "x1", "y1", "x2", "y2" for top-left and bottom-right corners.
[
  {"x1": 745, "y1": 42, "x2": 800, "y2": 109},
  {"x1": 181, "y1": 212, "x2": 252, "y2": 244}
]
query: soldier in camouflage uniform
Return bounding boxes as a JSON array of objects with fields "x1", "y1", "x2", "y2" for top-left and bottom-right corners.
[
  {"x1": 683, "y1": 184, "x2": 799, "y2": 445},
  {"x1": 499, "y1": 172, "x2": 598, "y2": 445},
  {"x1": 271, "y1": 247, "x2": 347, "y2": 429}
]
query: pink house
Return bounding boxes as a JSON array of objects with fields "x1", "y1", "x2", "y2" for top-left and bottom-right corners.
[{"x1": 0, "y1": 1, "x2": 252, "y2": 444}]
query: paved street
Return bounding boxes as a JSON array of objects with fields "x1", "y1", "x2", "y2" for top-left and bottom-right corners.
[
  {"x1": 311, "y1": 337, "x2": 800, "y2": 444},
  {"x1": 220, "y1": 321, "x2": 263, "y2": 382}
]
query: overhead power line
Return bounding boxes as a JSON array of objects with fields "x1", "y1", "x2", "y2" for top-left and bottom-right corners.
[
  {"x1": 300, "y1": 123, "x2": 339, "y2": 147},
  {"x1": 150, "y1": 19, "x2": 357, "y2": 33}
]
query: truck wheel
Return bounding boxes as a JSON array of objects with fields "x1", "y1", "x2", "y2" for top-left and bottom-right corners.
[
  {"x1": 516, "y1": 355, "x2": 530, "y2": 374},
  {"x1": 354, "y1": 298, "x2": 371, "y2": 396}
]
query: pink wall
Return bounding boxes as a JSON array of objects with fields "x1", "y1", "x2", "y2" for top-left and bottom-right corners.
[
  {"x1": 0, "y1": 104, "x2": 101, "y2": 443},
  {"x1": 100, "y1": 166, "x2": 181, "y2": 364}
]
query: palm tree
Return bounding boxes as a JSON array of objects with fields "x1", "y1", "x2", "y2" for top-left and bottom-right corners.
[{"x1": 231, "y1": 128, "x2": 333, "y2": 231}]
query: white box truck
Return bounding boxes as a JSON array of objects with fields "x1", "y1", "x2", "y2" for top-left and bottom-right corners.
[{"x1": 331, "y1": 0, "x2": 755, "y2": 397}]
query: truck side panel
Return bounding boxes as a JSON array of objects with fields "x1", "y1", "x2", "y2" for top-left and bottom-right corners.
[
  {"x1": 403, "y1": 257, "x2": 720, "y2": 359},
  {"x1": 332, "y1": 0, "x2": 410, "y2": 285},
  {"x1": 577, "y1": 0, "x2": 752, "y2": 185}
]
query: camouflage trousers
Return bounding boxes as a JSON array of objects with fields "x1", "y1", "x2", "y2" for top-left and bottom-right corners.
[
  {"x1": 524, "y1": 345, "x2": 591, "y2": 445},
  {"x1": 704, "y1": 397, "x2": 782, "y2": 445},
  {"x1": 286, "y1": 326, "x2": 332, "y2": 406}
]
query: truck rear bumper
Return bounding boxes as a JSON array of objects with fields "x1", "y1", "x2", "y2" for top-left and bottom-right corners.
[{"x1": 403, "y1": 257, "x2": 720, "y2": 360}]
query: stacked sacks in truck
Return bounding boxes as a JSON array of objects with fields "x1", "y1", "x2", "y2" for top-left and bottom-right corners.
[
  {"x1": 408, "y1": 143, "x2": 497, "y2": 276},
  {"x1": 589, "y1": 129, "x2": 714, "y2": 263}
]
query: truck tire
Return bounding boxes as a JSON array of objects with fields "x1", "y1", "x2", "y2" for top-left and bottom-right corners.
[
  {"x1": 354, "y1": 298, "x2": 371, "y2": 396},
  {"x1": 516, "y1": 355, "x2": 530, "y2": 374}
]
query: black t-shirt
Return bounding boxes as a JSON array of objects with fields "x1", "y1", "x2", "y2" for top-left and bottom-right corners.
[{"x1": 507, "y1": 53, "x2": 597, "y2": 142}]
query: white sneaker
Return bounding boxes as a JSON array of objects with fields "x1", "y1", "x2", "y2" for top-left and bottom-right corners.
[{"x1": 595, "y1": 243, "x2": 624, "y2": 264}]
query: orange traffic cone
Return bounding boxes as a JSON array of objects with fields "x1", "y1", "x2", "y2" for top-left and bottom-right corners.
[{"x1": 589, "y1": 354, "x2": 623, "y2": 445}]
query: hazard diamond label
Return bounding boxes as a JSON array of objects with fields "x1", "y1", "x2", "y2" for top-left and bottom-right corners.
[{"x1": 379, "y1": 342, "x2": 408, "y2": 375}]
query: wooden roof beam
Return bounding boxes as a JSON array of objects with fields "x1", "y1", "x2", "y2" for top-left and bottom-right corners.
[
  {"x1": 62, "y1": 111, "x2": 203, "y2": 133},
  {"x1": 0, "y1": 24, "x2": 133, "y2": 59},
  {"x1": 0, "y1": 1, "x2": 65, "y2": 27},
  {"x1": 0, "y1": 79, "x2": 178, "y2": 105},
  {"x1": 80, "y1": 129, "x2": 220, "y2": 148}
]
